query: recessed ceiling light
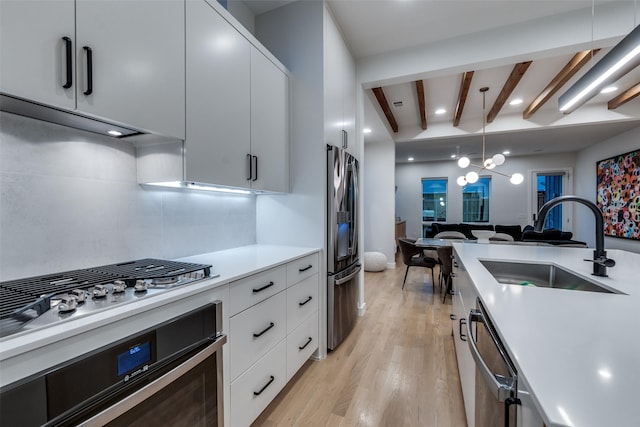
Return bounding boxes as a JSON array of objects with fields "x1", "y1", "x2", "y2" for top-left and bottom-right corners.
[
  {"x1": 600, "y1": 86, "x2": 618, "y2": 94},
  {"x1": 435, "y1": 108, "x2": 446, "y2": 115},
  {"x1": 408, "y1": 157, "x2": 414, "y2": 161},
  {"x1": 107, "y1": 130, "x2": 123, "y2": 137},
  {"x1": 450, "y1": 154, "x2": 456, "y2": 158},
  {"x1": 502, "y1": 150, "x2": 510, "y2": 155},
  {"x1": 363, "y1": 128, "x2": 372, "y2": 134},
  {"x1": 509, "y1": 98, "x2": 523, "y2": 106}
]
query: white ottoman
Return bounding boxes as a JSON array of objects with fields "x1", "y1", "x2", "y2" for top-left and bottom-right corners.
[{"x1": 364, "y1": 251, "x2": 387, "y2": 272}]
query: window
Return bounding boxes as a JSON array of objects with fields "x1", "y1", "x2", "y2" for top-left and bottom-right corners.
[
  {"x1": 462, "y1": 177, "x2": 490, "y2": 222},
  {"x1": 422, "y1": 178, "x2": 447, "y2": 222}
]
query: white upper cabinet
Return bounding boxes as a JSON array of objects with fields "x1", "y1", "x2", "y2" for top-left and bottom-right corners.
[
  {"x1": 75, "y1": 0, "x2": 185, "y2": 139},
  {"x1": 186, "y1": 0, "x2": 251, "y2": 187},
  {"x1": 0, "y1": 0, "x2": 185, "y2": 139},
  {"x1": 1, "y1": 0, "x2": 76, "y2": 110},
  {"x1": 250, "y1": 47, "x2": 289, "y2": 192},
  {"x1": 324, "y1": 8, "x2": 357, "y2": 157},
  {"x1": 185, "y1": 0, "x2": 289, "y2": 192}
]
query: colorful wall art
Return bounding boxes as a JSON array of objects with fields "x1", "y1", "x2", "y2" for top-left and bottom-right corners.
[{"x1": 596, "y1": 149, "x2": 640, "y2": 240}]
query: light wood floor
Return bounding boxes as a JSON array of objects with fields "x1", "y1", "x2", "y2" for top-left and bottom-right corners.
[{"x1": 252, "y1": 258, "x2": 468, "y2": 427}]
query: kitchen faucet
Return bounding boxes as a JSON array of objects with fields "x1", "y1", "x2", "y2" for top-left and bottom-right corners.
[{"x1": 535, "y1": 195, "x2": 615, "y2": 277}]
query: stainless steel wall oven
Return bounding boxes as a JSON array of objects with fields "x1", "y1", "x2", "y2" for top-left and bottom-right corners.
[{"x1": 0, "y1": 302, "x2": 225, "y2": 427}]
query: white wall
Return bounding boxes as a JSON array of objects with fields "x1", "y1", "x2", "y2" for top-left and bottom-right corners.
[
  {"x1": 0, "y1": 112, "x2": 256, "y2": 281},
  {"x1": 363, "y1": 140, "x2": 396, "y2": 266},
  {"x1": 395, "y1": 152, "x2": 577, "y2": 239},
  {"x1": 575, "y1": 125, "x2": 640, "y2": 253}
]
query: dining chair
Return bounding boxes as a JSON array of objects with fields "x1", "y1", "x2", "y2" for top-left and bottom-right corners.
[
  {"x1": 489, "y1": 232, "x2": 515, "y2": 242},
  {"x1": 437, "y1": 246, "x2": 453, "y2": 303},
  {"x1": 398, "y1": 238, "x2": 438, "y2": 290},
  {"x1": 434, "y1": 231, "x2": 466, "y2": 239}
]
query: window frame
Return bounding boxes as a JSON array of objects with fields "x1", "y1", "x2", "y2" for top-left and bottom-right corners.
[{"x1": 462, "y1": 176, "x2": 491, "y2": 223}]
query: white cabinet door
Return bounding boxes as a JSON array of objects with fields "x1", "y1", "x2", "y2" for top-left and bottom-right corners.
[
  {"x1": 75, "y1": 0, "x2": 184, "y2": 139},
  {"x1": 250, "y1": 47, "x2": 289, "y2": 192},
  {"x1": 185, "y1": 0, "x2": 250, "y2": 186},
  {"x1": 324, "y1": 8, "x2": 344, "y2": 149},
  {"x1": 341, "y1": 37, "x2": 357, "y2": 157},
  {"x1": 0, "y1": 0, "x2": 75, "y2": 110}
]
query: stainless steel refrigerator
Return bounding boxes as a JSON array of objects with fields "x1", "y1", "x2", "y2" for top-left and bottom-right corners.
[{"x1": 327, "y1": 145, "x2": 361, "y2": 351}]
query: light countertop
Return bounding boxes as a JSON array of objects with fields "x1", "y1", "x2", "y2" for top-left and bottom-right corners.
[
  {"x1": 0, "y1": 244, "x2": 319, "y2": 388},
  {"x1": 453, "y1": 242, "x2": 640, "y2": 427}
]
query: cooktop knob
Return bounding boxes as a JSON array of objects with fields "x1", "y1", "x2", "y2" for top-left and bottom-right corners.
[
  {"x1": 70, "y1": 289, "x2": 86, "y2": 303},
  {"x1": 58, "y1": 295, "x2": 78, "y2": 313},
  {"x1": 92, "y1": 284, "x2": 108, "y2": 298},
  {"x1": 112, "y1": 280, "x2": 126, "y2": 293},
  {"x1": 134, "y1": 279, "x2": 148, "y2": 292}
]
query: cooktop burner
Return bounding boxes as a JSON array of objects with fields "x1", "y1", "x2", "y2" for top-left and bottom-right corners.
[{"x1": 0, "y1": 258, "x2": 214, "y2": 338}]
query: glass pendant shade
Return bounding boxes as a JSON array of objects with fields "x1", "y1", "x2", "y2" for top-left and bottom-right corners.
[
  {"x1": 484, "y1": 158, "x2": 496, "y2": 169},
  {"x1": 492, "y1": 153, "x2": 505, "y2": 166},
  {"x1": 457, "y1": 157, "x2": 471, "y2": 168},
  {"x1": 510, "y1": 173, "x2": 524, "y2": 185},
  {"x1": 457, "y1": 176, "x2": 467, "y2": 186},
  {"x1": 466, "y1": 171, "x2": 479, "y2": 184}
]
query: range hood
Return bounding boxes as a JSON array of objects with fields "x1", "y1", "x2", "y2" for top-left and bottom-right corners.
[{"x1": 1, "y1": 93, "x2": 141, "y2": 138}]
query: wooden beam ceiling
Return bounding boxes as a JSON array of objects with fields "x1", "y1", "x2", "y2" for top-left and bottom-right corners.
[
  {"x1": 453, "y1": 71, "x2": 474, "y2": 127},
  {"x1": 372, "y1": 87, "x2": 399, "y2": 133},
  {"x1": 415, "y1": 80, "x2": 427, "y2": 130},
  {"x1": 523, "y1": 50, "x2": 600, "y2": 119},
  {"x1": 608, "y1": 82, "x2": 640, "y2": 110},
  {"x1": 487, "y1": 61, "x2": 532, "y2": 123}
]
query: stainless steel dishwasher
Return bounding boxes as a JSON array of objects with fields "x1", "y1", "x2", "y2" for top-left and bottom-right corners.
[{"x1": 467, "y1": 298, "x2": 520, "y2": 427}]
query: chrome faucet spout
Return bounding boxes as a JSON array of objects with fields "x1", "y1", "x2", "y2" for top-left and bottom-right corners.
[{"x1": 534, "y1": 195, "x2": 614, "y2": 277}]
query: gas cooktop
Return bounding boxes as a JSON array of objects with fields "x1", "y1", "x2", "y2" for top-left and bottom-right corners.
[{"x1": 0, "y1": 258, "x2": 215, "y2": 338}]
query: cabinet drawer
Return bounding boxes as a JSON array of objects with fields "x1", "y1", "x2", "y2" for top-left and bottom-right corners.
[
  {"x1": 230, "y1": 339, "x2": 286, "y2": 427},
  {"x1": 286, "y1": 274, "x2": 319, "y2": 333},
  {"x1": 229, "y1": 291, "x2": 286, "y2": 380},
  {"x1": 286, "y1": 312, "x2": 318, "y2": 381},
  {"x1": 229, "y1": 266, "x2": 286, "y2": 315},
  {"x1": 286, "y1": 253, "x2": 319, "y2": 287}
]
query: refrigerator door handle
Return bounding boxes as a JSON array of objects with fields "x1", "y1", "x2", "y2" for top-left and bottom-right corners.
[{"x1": 334, "y1": 265, "x2": 361, "y2": 285}]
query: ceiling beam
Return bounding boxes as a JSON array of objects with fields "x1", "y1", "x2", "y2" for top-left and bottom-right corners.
[
  {"x1": 607, "y1": 82, "x2": 640, "y2": 110},
  {"x1": 487, "y1": 61, "x2": 532, "y2": 123},
  {"x1": 453, "y1": 71, "x2": 474, "y2": 127},
  {"x1": 415, "y1": 80, "x2": 427, "y2": 130},
  {"x1": 523, "y1": 50, "x2": 600, "y2": 119},
  {"x1": 371, "y1": 87, "x2": 399, "y2": 133}
]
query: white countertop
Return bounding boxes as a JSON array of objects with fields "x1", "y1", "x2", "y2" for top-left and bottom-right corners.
[
  {"x1": 0, "y1": 244, "x2": 319, "y2": 387},
  {"x1": 453, "y1": 242, "x2": 640, "y2": 427}
]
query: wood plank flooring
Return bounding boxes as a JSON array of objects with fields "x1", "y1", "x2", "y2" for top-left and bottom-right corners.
[{"x1": 252, "y1": 259, "x2": 468, "y2": 427}]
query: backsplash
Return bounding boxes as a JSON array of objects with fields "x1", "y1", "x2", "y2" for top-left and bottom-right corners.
[{"x1": 0, "y1": 112, "x2": 256, "y2": 281}]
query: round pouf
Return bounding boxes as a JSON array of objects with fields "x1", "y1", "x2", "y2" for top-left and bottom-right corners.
[{"x1": 364, "y1": 251, "x2": 387, "y2": 272}]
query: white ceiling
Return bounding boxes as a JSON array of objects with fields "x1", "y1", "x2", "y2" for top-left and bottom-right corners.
[{"x1": 243, "y1": 0, "x2": 640, "y2": 162}]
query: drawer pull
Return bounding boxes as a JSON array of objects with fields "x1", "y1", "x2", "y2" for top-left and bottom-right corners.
[
  {"x1": 299, "y1": 296, "x2": 313, "y2": 306},
  {"x1": 253, "y1": 375, "x2": 275, "y2": 396},
  {"x1": 298, "y1": 264, "x2": 313, "y2": 272},
  {"x1": 253, "y1": 322, "x2": 275, "y2": 338},
  {"x1": 298, "y1": 336, "x2": 313, "y2": 350},
  {"x1": 252, "y1": 281, "x2": 274, "y2": 293}
]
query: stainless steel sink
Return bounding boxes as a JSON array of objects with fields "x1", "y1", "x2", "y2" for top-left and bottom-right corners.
[{"x1": 479, "y1": 260, "x2": 621, "y2": 294}]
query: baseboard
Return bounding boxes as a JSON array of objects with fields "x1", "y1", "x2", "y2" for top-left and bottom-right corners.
[
  {"x1": 386, "y1": 261, "x2": 396, "y2": 269},
  {"x1": 358, "y1": 301, "x2": 366, "y2": 316}
]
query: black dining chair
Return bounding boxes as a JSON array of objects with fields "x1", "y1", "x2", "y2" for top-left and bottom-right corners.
[
  {"x1": 437, "y1": 246, "x2": 453, "y2": 303},
  {"x1": 398, "y1": 238, "x2": 438, "y2": 290}
]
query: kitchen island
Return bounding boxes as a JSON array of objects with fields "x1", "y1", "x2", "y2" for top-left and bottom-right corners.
[{"x1": 453, "y1": 241, "x2": 640, "y2": 427}]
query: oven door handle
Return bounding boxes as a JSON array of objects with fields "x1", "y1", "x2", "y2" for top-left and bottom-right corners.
[
  {"x1": 467, "y1": 309, "x2": 516, "y2": 402},
  {"x1": 334, "y1": 264, "x2": 361, "y2": 285},
  {"x1": 76, "y1": 335, "x2": 227, "y2": 427}
]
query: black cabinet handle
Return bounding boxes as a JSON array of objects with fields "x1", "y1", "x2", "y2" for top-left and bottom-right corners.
[
  {"x1": 459, "y1": 318, "x2": 467, "y2": 341},
  {"x1": 504, "y1": 397, "x2": 521, "y2": 427},
  {"x1": 253, "y1": 322, "x2": 275, "y2": 338},
  {"x1": 252, "y1": 281, "x2": 274, "y2": 293},
  {"x1": 252, "y1": 155, "x2": 258, "y2": 181},
  {"x1": 247, "y1": 153, "x2": 252, "y2": 180},
  {"x1": 253, "y1": 375, "x2": 275, "y2": 396},
  {"x1": 83, "y1": 46, "x2": 93, "y2": 95},
  {"x1": 298, "y1": 264, "x2": 313, "y2": 272},
  {"x1": 299, "y1": 296, "x2": 312, "y2": 306},
  {"x1": 449, "y1": 314, "x2": 456, "y2": 320},
  {"x1": 298, "y1": 337, "x2": 313, "y2": 350},
  {"x1": 342, "y1": 129, "x2": 348, "y2": 149},
  {"x1": 62, "y1": 37, "x2": 72, "y2": 89}
]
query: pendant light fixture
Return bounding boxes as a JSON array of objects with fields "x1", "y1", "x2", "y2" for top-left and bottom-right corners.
[{"x1": 457, "y1": 87, "x2": 524, "y2": 186}]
